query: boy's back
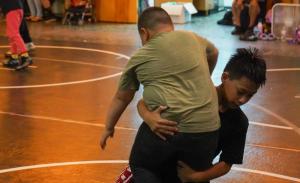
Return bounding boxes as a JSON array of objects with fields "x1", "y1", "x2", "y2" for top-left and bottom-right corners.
[{"x1": 120, "y1": 30, "x2": 220, "y2": 133}]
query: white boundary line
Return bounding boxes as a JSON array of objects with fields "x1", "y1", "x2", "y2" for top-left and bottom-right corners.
[
  {"x1": 249, "y1": 121, "x2": 293, "y2": 130},
  {"x1": 0, "y1": 110, "x2": 295, "y2": 131},
  {"x1": 231, "y1": 167, "x2": 300, "y2": 182},
  {"x1": 0, "y1": 66, "x2": 37, "y2": 71},
  {"x1": 0, "y1": 73, "x2": 122, "y2": 89},
  {"x1": 0, "y1": 160, "x2": 129, "y2": 174},
  {"x1": 1, "y1": 111, "x2": 299, "y2": 152},
  {"x1": 0, "y1": 110, "x2": 137, "y2": 131},
  {"x1": 0, "y1": 111, "x2": 293, "y2": 132},
  {"x1": 249, "y1": 103, "x2": 300, "y2": 135},
  {"x1": 0, "y1": 160, "x2": 299, "y2": 182},
  {"x1": 267, "y1": 68, "x2": 300, "y2": 72},
  {"x1": 33, "y1": 57, "x2": 123, "y2": 70},
  {"x1": 247, "y1": 143, "x2": 300, "y2": 153},
  {"x1": 0, "y1": 45, "x2": 129, "y2": 89},
  {"x1": 0, "y1": 45, "x2": 131, "y2": 59}
]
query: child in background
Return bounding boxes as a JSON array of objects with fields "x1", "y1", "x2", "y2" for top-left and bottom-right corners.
[
  {"x1": 4, "y1": 0, "x2": 36, "y2": 58},
  {"x1": 0, "y1": 0, "x2": 33, "y2": 70},
  {"x1": 63, "y1": 0, "x2": 88, "y2": 25}
]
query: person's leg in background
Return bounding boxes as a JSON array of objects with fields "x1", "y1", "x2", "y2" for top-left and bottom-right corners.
[
  {"x1": 248, "y1": 0, "x2": 260, "y2": 28},
  {"x1": 231, "y1": 0, "x2": 245, "y2": 35},
  {"x1": 23, "y1": 0, "x2": 31, "y2": 18},
  {"x1": 258, "y1": 0, "x2": 266, "y2": 21},
  {"x1": 19, "y1": 18, "x2": 35, "y2": 51},
  {"x1": 5, "y1": 5, "x2": 35, "y2": 59},
  {"x1": 26, "y1": 0, "x2": 37, "y2": 20},
  {"x1": 240, "y1": 0, "x2": 260, "y2": 41},
  {"x1": 41, "y1": 0, "x2": 57, "y2": 22},
  {"x1": 31, "y1": 0, "x2": 43, "y2": 21},
  {"x1": 3, "y1": 9, "x2": 32, "y2": 69},
  {"x1": 64, "y1": 0, "x2": 71, "y2": 10}
]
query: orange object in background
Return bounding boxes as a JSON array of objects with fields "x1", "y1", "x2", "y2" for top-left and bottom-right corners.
[
  {"x1": 95, "y1": 0, "x2": 138, "y2": 23},
  {"x1": 71, "y1": 0, "x2": 88, "y2": 7}
]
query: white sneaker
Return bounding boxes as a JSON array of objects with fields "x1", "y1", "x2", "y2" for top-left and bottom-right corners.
[{"x1": 26, "y1": 42, "x2": 36, "y2": 51}]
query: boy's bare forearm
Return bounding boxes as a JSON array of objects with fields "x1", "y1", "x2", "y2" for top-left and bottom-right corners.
[
  {"x1": 207, "y1": 48, "x2": 219, "y2": 75},
  {"x1": 106, "y1": 90, "x2": 136, "y2": 130}
]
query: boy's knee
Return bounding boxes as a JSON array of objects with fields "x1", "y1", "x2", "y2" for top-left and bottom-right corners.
[
  {"x1": 233, "y1": 0, "x2": 243, "y2": 8},
  {"x1": 249, "y1": 0, "x2": 260, "y2": 8},
  {"x1": 249, "y1": 1, "x2": 261, "y2": 14}
]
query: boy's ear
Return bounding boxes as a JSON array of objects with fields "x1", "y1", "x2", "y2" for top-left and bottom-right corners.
[
  {"x1": 221, "y1": 72, "x2": 230, "y2": 82},
  {"x1": 139, "y1": 27, "x2": 151, "y2": 44}
]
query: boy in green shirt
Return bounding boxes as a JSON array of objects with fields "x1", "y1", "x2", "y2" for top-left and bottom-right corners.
[{"x1": 101, "y1": 7, "x2": 219, "y2": 183}]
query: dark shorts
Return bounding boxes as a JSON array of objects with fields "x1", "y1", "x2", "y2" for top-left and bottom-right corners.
[{"x1": 129, "y1": 122, "x2": 219, "y2": 183}]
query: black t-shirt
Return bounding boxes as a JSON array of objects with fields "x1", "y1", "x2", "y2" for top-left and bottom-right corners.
[
  {"x1": 0, "y1": 0, "x2": 23, "y2": 15},
  {"x1": 215, "y1": 107, "x2": 249, "y2": 165}
]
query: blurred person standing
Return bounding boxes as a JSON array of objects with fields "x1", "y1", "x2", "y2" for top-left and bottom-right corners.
[{"x1": 0, "y1": 0, "x2": 33, "y2": 70}]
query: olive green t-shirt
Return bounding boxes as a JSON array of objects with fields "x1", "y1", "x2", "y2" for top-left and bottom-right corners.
[{"x1": 119, "y1": 30, "x2": 220, "y2": 133}]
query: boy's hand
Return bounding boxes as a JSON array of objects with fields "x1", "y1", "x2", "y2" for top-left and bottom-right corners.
[
  {"x1": 177, "y1": 161, "x2": 201, "y2": 182},
  {"x1": 100, "y1": 128, "x2": 114, "y2": 150},
  {"x1": 146, "y1": 106, "x2": 178, "y2": 140}
]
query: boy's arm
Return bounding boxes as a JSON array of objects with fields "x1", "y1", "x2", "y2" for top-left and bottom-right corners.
[
  {"x1": 100, "y1": 89, "x2": 136, "y2": 149},
  {"x1": 177, "y1": 161, "x2": 232, "y2": 182},
  {"x1": 193, "y1": 33, "x2": 219, "y2": 74},
  {"x1": 137, "y1": 99, "x2": 178, "y2": 140},
  {"x1": 206, "y1": 46, "x2": 219, "y2": 75}
]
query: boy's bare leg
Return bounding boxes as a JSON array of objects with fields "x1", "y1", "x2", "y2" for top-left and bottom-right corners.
[
  {"x1": 249, "y1": 0, "x2": 260, "y2": 28},
  {"x1": 232, "y1": 0, "x2": 245, "y2": 35}
]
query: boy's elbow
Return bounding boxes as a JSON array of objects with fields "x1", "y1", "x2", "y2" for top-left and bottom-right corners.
[
  {"x1": 115, "y1": 89, "x2": 135, "y2": 103},
  {"x1": 223, "y1": 163, "x2": 232, "y2": 174}
]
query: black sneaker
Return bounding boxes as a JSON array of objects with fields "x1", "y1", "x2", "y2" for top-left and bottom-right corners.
[
  {"x1": 239, "y1": 29, "x2": 258, "y2": 41},
  {"x1": 44, "y1": 15, "x2": 57, "y2": 23},
  {"x1": 3, "y1": 57, "x2": 20, "y2": 68},
  {"x1": 15, "y1": 56, "x2": 33, "y2": 70},
  {"x1": 231, "y1": 26, "x2": 245, "y2": 35}
]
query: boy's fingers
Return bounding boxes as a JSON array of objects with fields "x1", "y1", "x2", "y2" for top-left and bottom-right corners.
[
  {"x1": 156, "y1": 105, "x2": 168, "y2": 113},
  {"x1": 160, "y1": 125, "x2": 178, "y2": 132},
  {"x1": 100, "y1": 139, "x2": 106, "y2": 150},
  {"x1": 158, "y1": 120, "x2": 178, "y2": 126},
  {"x1": 158, "y1": 129, "x2": 174, "y2": 136},
  {"x1": 157, "y1": 122, "x2": 178, "y2": 132}
]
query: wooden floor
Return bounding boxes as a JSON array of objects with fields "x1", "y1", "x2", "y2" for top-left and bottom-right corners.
[{"x1": 0, "y1": 12, "x2": 299, "y2": 183}]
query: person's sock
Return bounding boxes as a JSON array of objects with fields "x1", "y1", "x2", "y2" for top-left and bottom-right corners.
[
  {"x1": 20, "y1": 52, "x2": 29, "y2": 57},
  {"x1": 11, "y1": 54, "x2": 18, "y2": 59}
]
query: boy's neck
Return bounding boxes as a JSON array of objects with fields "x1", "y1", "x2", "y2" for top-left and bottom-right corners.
[{"x1": 216, "y1": 85, "x2": 228, "y2": 113}]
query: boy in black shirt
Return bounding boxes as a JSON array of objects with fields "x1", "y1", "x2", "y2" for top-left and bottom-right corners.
[{"x1": 115, "y1": 47, "x2": 266, "y2": 183}]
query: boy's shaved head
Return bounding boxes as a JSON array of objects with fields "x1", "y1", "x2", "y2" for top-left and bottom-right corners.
[{"x1": 138, "y1": 7, "x2": 173, "y2": 32}]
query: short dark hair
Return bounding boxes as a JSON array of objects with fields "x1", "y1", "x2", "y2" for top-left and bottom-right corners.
[
  {"x1": 138, "y1": 7, "x2": 173, "y2": 32},
  {"x1": 224, "y1": 47, "x2": 266, "y2": 87}
]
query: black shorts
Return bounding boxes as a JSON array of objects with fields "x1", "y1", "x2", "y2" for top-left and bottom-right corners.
[{"x1": 129, "y1": 122, "x2": 219, "y2": 183}]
